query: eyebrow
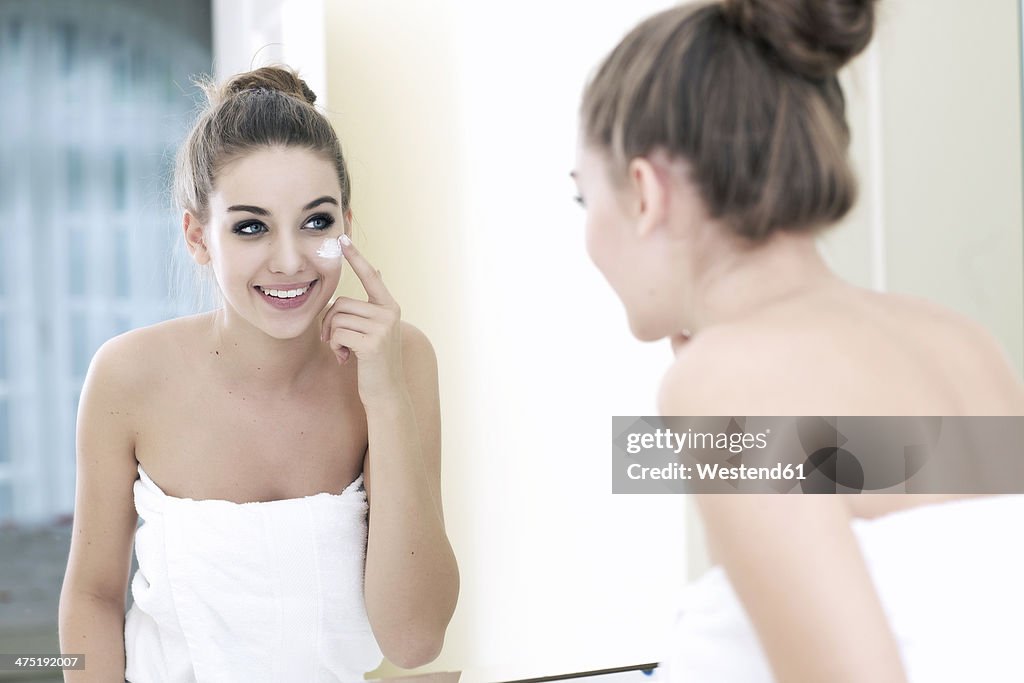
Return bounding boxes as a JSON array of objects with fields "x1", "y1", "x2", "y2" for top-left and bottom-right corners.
[{"x1": 226, "y1": 196, "x2": 338, "y2": 216}]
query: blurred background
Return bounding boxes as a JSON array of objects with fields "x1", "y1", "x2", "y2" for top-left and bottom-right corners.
[
  {"x1": 0, "y1": 0, "x2": 212, "y2": 679},
  {"x1": 0, "y1": 0, "x2": 1022, "y2": 681}
]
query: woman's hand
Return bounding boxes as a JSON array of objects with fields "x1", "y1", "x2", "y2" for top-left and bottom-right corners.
[{"x1": 319, "y1": 235, "x2": 405, "y2": 407}]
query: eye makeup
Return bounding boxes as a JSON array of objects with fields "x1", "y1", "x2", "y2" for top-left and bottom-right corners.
[{"x1": 230, "y1": 213, "x2": 336, "y2": 236}]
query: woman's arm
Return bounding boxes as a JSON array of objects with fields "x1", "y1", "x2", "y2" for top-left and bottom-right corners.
[
  {"x1": 695, "y1": 494, "x2": 907, "y2": 683},
  {"x1": 58, "y1": 335, "x2": 142, "y2": 682},
  {"x1": 361, "y1": 321, "x2": 459, "y2": 669},
  {"x1": 320, "y1": 239, "x2": 459, "y2": 668},
  {"x1": 660, "y1": 349, "x2": 909, "y2": 683}
]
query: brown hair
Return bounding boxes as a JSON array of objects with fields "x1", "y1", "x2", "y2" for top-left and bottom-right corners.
[
  {"x1": 173, "y1": 65, "x2": 350, "y2": 224},
  {"x1": 580, "y1": 0, "x2": 877, "y2": 241}
]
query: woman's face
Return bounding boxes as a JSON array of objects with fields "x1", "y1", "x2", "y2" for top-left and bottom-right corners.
[
  {"x1": 195, "y1": 146, "x2": 347, "y2": 340},
  {"x1": 574, "y1": 141, "x2": 689, "y2": 342}
]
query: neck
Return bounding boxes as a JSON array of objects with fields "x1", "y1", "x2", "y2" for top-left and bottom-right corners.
[
  {"x1": 686, "y1": 228, "x2": 845, "y2": 333},
  {"x1": 205, "y1": 306, "x2": 331, "y2": 394}
]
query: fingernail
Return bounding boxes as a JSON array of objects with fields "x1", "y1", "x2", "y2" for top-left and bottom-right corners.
[{"x1": 340, "y1": 234, "x2": 352, "y2": 247}]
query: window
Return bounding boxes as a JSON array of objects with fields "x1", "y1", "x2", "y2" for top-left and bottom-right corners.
[
  {"x1": 0, "y1": 0, "x2": 212, "y2": 524},
  {"x1": 0, "y1": 400, "x2": 8, "y2": 466},
  {"x1": 0, "y1": 315, "x2": 8, "y2": 469}
]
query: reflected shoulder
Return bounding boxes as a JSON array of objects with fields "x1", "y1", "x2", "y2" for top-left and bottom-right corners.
[{"x1": 658, "y1": 326, "x2": 798, "y2": 416}]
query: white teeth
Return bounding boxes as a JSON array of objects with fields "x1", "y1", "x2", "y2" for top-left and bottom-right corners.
[{"x1": 260, "y1": 284, "x2": 310, "y2": 299}]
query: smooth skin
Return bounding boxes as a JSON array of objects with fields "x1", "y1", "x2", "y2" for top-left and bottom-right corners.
[
  {"x1": 59, "y1": 146, "x2": 458, "y2": 679},
  {"x1": 573, "y1": 142, "x2": 1024, "y2": 683}
]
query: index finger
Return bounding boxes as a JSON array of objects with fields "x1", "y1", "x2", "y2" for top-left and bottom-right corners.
[{"x1": 339, "y1": 235, "x2": 394, "y2": 305}]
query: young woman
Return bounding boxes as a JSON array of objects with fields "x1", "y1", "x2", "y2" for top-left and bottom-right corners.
[
  {"x1": 58, "y1": 66, "x2": 459, "y2": 681},
  {"x1": 573, "y1": 1, "x2": 1024, "y2": 681}
]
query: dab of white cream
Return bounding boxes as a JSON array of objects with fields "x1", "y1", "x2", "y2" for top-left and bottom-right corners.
[{"x1": 316, "y1": 236, "x2": 344, "y2": 259}]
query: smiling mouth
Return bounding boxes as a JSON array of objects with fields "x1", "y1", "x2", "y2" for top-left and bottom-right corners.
[
  {"x1": 254, "y1": 280, "x2": 318, "y2": 307},
  {"x1": 256, "y1": 282, "x2": 314, "y2": 299}
]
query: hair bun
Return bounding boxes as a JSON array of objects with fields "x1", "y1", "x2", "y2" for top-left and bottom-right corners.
[
  {"x1": 222, "y1": 65, "x2": 317, "y2": 105},
  {"x1": 721, "y1": 0, "x2": 876, "y2": 79}
]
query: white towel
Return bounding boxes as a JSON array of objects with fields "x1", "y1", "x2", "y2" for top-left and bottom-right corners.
[
  {"x1": 124, "y1": 464, "x2": 383, "y2": 683},
  {"x1": 659, "y1": 495, "x2": 1024, "y2": 682}
]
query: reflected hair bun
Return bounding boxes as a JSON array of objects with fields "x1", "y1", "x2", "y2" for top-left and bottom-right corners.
[{"x1": 721, "y1": 0, "x2": 877, "y2": 79}]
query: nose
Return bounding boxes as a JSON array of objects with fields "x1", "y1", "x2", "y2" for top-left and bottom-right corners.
[{"x1": 267, "y1": 231, "x2": 306, "y2": 275}]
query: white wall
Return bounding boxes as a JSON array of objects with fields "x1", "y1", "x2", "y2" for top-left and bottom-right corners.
[
  {"x1": 879, "y1": 0, "x2": 1023, "y2": 374},
  {"x1": 454, "y1": 2, "x2": 689, "y2": 676}
]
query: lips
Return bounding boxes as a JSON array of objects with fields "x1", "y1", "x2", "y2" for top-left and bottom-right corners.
[
  {"x1": 258, "y1": 282, "x2": 311, "y2": 298},
  {"x1": 254, "y1": 280, "x2": 317, "y2": 309}
]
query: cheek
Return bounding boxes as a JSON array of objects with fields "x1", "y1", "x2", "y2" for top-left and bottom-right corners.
[
  {"x1": 583, "y1": 210, "x2": 614, "y2": 272},
  {"x1": 313, "y1": 248, "x2": 345, "y2": 281},
  {"x1": 584, "y1": 215, "x2": 599, "y2": 264},
  {"x1": 208, "y1": 244, "x2": 266, "y2": 293},
  {"x1": 311, "y1": 251, "x2": 345, "y2": 291},
  {"x1": 213, "y1": 245, "x2": 252, "y2": 279},
  {"x1": 319, "y1": 261, "x2": 344, "y2": 292}
]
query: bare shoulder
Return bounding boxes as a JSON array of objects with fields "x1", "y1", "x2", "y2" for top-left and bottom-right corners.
[
  {"x1": 884, "y1": 291, "x2": 1002, "y2": 346},
  {"x1": 400, "y1": 320, "x2": 439, "y2": 377},
  {"x1": 88, "y1": 313, "x2": 210, "y2": 394},
  {"x1": 882, "y1": 291, "x2": 1024, "y2": 410},
  {"x1": 658, "y1": 325, "x2": 810, "y2": 415},
  {"x1": 61, "y1": 317, "x2": 208, "y2": 606},
  {"x1": 86, "y1": 324, "x2": 162, "y2": 396},
  {"x1": 398, "y1": 320, "x2": 441, "y2": 428},
  {"x1": 400, "y1": 320, "x2": 435, "y2": 354},
  {"x1": 77, "y1": 314, "x2": 214, "y2": 458},
  {"x1": 660, "y1": 290, "x2": 1024, "y2": 416}
]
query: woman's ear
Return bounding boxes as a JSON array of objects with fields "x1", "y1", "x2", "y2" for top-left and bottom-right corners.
[
  {"x1": 627, "y1": 156, "x2": 669, "y2": 239},
  {"x1": 183, "y1": 211, "x2": 211, "y2": 265},
  {"x1": 344, "y1": 208, "x2": 353, "y2": 235}
]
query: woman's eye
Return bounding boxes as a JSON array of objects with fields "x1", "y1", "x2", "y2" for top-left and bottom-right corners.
[
  {"x1": 305, "y1": 214, "x2": 335, "y2": 231},
  {"x1": 234, "y1": 221, "x2": 266, "y2": 235}
]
